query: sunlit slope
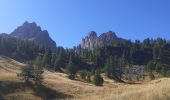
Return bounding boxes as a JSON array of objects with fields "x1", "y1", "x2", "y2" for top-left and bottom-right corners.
[
  {"x1": 0, "y1": 56, "x2": 169, "y2": 100},
  {"x1": 0, "y1": 56, "x2": 24, "y2": 73}
]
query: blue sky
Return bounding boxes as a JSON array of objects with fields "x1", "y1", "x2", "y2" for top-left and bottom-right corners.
[{"x1": 0, "y1": 0, "x2": 170, "y2": 48}]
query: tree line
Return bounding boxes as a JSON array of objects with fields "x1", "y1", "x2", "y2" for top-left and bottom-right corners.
[{"x1": 0, "y1": 35, "x2": 170, "y2": 86}]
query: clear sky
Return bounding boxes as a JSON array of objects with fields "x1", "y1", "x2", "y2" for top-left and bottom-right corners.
[{"x1": 0, "y1": 0, "x2": 170, "y2": 48}]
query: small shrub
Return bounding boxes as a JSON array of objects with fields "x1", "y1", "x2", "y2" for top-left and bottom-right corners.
[{"x1": 93, "y1": 72, "x2": 104, "y2": 86}]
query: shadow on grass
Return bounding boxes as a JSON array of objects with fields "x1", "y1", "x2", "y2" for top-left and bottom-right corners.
[
  {"x1": 0, "y1": 81, "x2": 27, "y2": 94},
  {"x1": 0, "y1": 80, "x2": 27, "y2": 100},
  {"x1": 123, "y1": 81, "x2": 143, "y2": 84},
  {"x1": 0, "y1": 81, "x2": 73, "y2": 100},
  {"x1": 32, "y1": 84, "x2": 73, "y2": 100}
]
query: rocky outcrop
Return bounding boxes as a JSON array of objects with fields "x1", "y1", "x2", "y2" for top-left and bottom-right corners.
[
  {"x1": 10, "y1": 21, "x2": 56, "y2": 48},
  {"x1": 81, "y1": 31, "x2": 97, "y2": 50},
  {"x1": 81, "y1": 31, "x2": 118, "y2": 50},
  {"x1": 95, "y1": 31, "x2": 117, "y2": 47}
]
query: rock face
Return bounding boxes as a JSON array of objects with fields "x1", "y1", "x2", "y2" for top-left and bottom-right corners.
[
  {"x1": 10, "y1": 21, "x2": 56, "y2": 48},
  {"x1": 81, "y1": 31, "x2": 118, "y2": 50},
  {"x1": 96, "y1": 31, "x2": 117, "y2": 47},
  {"x1": 81, "y1": 31, "x2": 97, "y2": 50}
]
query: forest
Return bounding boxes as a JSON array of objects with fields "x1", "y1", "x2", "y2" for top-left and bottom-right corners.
[{"x1": 0, "y1": 35, "x2": 170, "y2": 85}]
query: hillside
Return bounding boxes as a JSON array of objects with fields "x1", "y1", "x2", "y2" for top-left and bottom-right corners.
[
  {"x1": 0, "y1": 56, "x2": 169, "y2": 100},
  {"x1": 44, "y1": 71, "x2": 170, "y2": 100}
]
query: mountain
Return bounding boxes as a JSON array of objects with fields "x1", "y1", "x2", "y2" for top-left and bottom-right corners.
[
  {"x1": 10, "y1": 21, "x2": 56, "y2": 48},
  {"x1": 81, "y1": 31, "x2": 120, "y2": 50}
]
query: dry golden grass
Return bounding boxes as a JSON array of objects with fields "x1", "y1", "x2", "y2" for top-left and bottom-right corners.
[
  {"x1": 0, "y1": 56, "x2": 24, "y2": 81},
  {"x1": 5, "y1": 90, "x2": 43, "y2": 100},
  {"x1": 79, "y1": 78, "x2": 170, "y2": 100},
  {"x1": 44, "y1": 71, "x2": 170, "y2": 100},
  {"x1": 0, "y1": 72, "x2": 18, "y2": 81},
  {"x1": 0, "y1": 56, "x2": 169, "y2": 100},
  {"x1": 0, "y1": 56, "x2": 24, "y2": 73},
  {"x1": 0, "y1": 56, "x2": 42, "y2": 100}
]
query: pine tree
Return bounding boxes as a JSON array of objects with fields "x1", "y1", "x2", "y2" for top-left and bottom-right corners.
[
  {"x1": 161, "y1": 66, "x2": 167, "y2": 77},
  {"x1": 104, "y1": 58, "x2": 111, "y2": 77},
  {"x1": 54, "y1": 47, "x2": 66, "y2": 70},
  {"x1": 86, "y1": 72, "x2": 91, "y2": 82},
  {"x1": 155, "y1": 63, "x2": 163, "y2": 73},
  {"x1": 33, "y1": 65, "x2": 43, "y2": 85},
  {"x1": 42, "y1": 52, "x2": 49, "y2": 68},
  {"x1": 34, "y1": 56, "x2": 42, "y2": 67},
  {"x1": 50, "y1": 54, "x2": 56, "y2": 69},
  {"x1": 147, "y1": 61, "x2": 154, "y2": 72},
  {"x1": 80, "y1": 70, "x2": 87, "y2": 80},
  {"x1": 149, "y1": 72, "x2": 155, "y2": 80},
  {"x1": 34, "y1": 56, "x2": 44, "y2": 85},
  {"x1": 66, "y1": 56, "x2": 78, "y2": 80},
  {"x1": 93, "y1": 71, "x2": 104, "y2": 86},
  {"x1": 104, "y1": 56, "x2": 124, "y2": 81},
  {"x1": 19, "y1": 57, "x2": 44, "y2": 85},
  {"x1": 19, "y1": 62, "x2": 34, "y2": 83}
]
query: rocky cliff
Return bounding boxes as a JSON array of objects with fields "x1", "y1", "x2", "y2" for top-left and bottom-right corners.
[
  {"x1": 81, "y1": 31, "x2": 97, "y2": 50},
  {"x1": 81, "y1": 31, "x2": 118, "y2": 50}
]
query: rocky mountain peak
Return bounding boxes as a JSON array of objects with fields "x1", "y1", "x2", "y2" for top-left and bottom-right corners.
[
  {"x1": 10, "y1": 21, "x2": 56, "y2": 48},
  {"x1": 96, "y1": 31, "x2": 117, "y2": 47},
  {"x1": 81, "y1": 31, "x2": 97, "y2": 50},
  {"x1": 81, "y1": 31, "x2": 119, "y2": 50},
  {"x1": 88, "y1": 31, "x2": 97, "y2": 39}
]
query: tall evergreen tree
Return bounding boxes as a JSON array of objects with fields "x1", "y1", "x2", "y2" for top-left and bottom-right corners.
[
  {"x1": 93, "y1": 71, "x2": 104, "y2": 86},
  {"x1": 66, "y1": 56, "x2": 78, "y2": 80}
]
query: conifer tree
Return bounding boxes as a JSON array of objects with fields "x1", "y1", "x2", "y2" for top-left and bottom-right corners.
[
  {"x1": 19, "y1": 56, "x2": 44, "y2": 85},
  {"x1": 66, "y1": 56, "x2": 78, "y2": 80},
  {"x1": 93, "y1": 71, "x2": 104, "y2": 86},
  {"x1": 34, "y1": 56, "x2": 44, "y2": 85},
  {"x1": 161, "y1": 66, "x2": 167, "y2": 77},
  {"x1": 19, "y1": 62, "x2": 34, "y2": 83}
]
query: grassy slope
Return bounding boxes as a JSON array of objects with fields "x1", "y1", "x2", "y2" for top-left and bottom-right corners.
[
  {"x1": 44, "y1": 71, "x2": 170, "y2": 100},
  {"x1": 0, "y1": 56, "x2": 42, "y2": 100},
  {"x1": 0, "y1": 56, "x2": 170, "y2": 100}
]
